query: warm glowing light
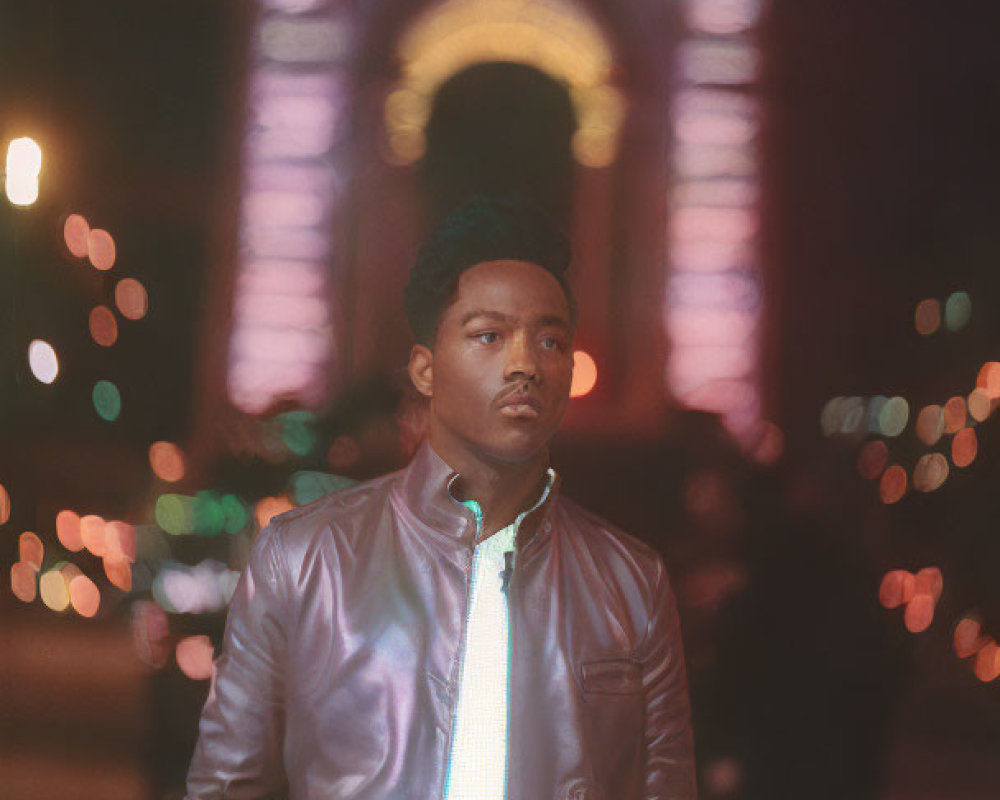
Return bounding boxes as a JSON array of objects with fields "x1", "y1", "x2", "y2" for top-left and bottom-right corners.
[
  {"x1": 104, "y1": 557, "x2": 133, "y2": 592},
  {"x1": 149, "y1": 441, "x2": 186, "y2": 482},
  {"x1": 39, "y1": 569, "x2": 70, "y2": 612},
  {"x1": 914, "y1": 567, "x2": 943, "y2": 604},
  {"x1": 914, "y1": 298, "x2": 940, "y2": 335},
  {"x1": 904, "y1": 593, "x2": 934, "y2": 633},
  {"x1": 59, "y1": 562, "x2": 83, "y2": 583},
  {"x1": 877, "y1": 396, "x2": 908, "y2": 437},
  {"x1": 5, "y1": 137, "x2": 42, "y2": 206},
  {"x1": 943, "y1": 396, "x2": 966, "y2": 433},
  {"x1": 80, "y1": 514, "x2": 107, "y2": 557},
  {"x1": 0, "y1": 483, "x2": 10, "y2": 525},
  {"x1": 878, "y1": 570, "x2": 915, "y2": 609},
  {"x1": 879, "y1": 465, "x2": 907, "y2": 504},
  {"x1": 115, "y1": 278, "x2": 149, "y2": 320},
  {"x1": 69, "y1": 575, "x2": 101, "y2": 618},
  {"x1": 28, "y1": 339, "x2": 59, "y2": 384},
  {"x1": 255, "y1": 495, "x2": 294, "y2": 529},
  {"x1": 63, "y1": 214, "x2": 90, "y2": 258},
  {"x1": 104, "y1": 520, "x2": 136, "y2": 563},
  {"x1": 973, "y1": 642, "x2": 1000, "y2": 682},
  {"x1": 944, "y1": 291, "x2": 971, "y2": 331},
  {"x1": 967, "y1": 388, "x2": 993, "y2": 422},
  {"x1": 915, "y1": 404, "x2": 945, "y2": 446},
  {"x1": 954, "y1": 617, "x2": 986, "y2": 659},
  {"x1": 92, "y1": 380, "x2": 122, "y2": 421},
  {"x1": 88, "y1": 305, "x2": 118, "y2": 347},
  {"x1": 176, "y1": 635, "x2": 215, "y2": 680},
  {"x1": 19, "y1": 532, "x2": 43, "y2": 570},
  {"x1": 56, "y1": 509, "x2": 83, "y2": 551},
  {"x1": 913, "y1": 453, "x2": 949, "y2": 492},
  {"x1": 976, "y1": 362, "x2": 1000, "y2": 399},
  {"x1": 87, "y1": 228, "x2": 116, "y2": 271},
  {"x1": 857, "y1": 440, "x2": 889, "y2": 480},
  {"x1": 570, "y1": 350, "x2": 598, "y2": 398},
  {"x1": 952, "y1": 427, "x2": 977, "y2": 468},
  {"x1": 11, "y1": 562, "x2": 37, "y2": 603}
]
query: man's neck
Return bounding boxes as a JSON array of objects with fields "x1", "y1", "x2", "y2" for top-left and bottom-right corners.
[{"x1": 428, "y1": 437, "x2": 550, "y2": 539}]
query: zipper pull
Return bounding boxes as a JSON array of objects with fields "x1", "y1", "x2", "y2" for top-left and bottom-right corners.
[{"x1": 500, "y1": 551, "x2": 514, "y2": 595}]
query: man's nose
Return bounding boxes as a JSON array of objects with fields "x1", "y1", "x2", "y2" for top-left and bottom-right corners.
[{"x1": 504, "y1": 333, "x2": 538, "y2": 381}]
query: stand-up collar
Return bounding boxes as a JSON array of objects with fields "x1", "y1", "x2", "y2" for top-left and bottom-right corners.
[{"x1": 396, "y1": 441, "x2": 559, "y2": 549}]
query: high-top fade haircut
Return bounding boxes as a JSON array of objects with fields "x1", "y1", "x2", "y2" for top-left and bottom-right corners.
[{"x1": 403, "y1": 196, "x2": 575, "y2": 347}]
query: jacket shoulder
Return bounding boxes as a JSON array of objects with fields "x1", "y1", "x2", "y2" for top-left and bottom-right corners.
[{"x1": 552, "y1": 493, "x2": 664, "y2": 572}]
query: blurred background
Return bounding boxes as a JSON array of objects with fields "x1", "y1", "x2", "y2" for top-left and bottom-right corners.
[{"x1": 2, "y1": 0, "x2": 1000, "y2": 798}]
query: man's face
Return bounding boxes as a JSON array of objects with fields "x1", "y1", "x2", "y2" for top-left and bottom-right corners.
[{"x1": 409, "y1": 259, "x2": 574, "y2": 467}]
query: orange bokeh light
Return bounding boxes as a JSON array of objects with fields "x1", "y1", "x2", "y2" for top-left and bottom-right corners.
[
  {"x1": 0, "y1": 482, "x2": 11, "y2": 525},
  {"x1": 115, "y1": 277, "x2": 149, "y2": 320},
  {"x1": 87, "y1": 228, "x2": 116, "y2": 270},
  {"x1": 976, "y1": 361, "x2": 1000, "y2": 399},
  {"x1": 176, "y1": 635, "x2": 215, "y2": 680},
  {"x1": 857, "y1": 440, "x2": 888, "y2": 480},
  {"x1": 878, "y1": 569, "x2": 915, "y2": 609},
  {"x1": 914, "y1": 566, "x2": 943, "y2": 603},
  {"x1": 80, "y1": 514, "x2": 107, "y2": 556},
  {"x1": 967, "y1": 388, "x2": 993, "y2": 422},
  {"x1": 69, "y1": 574, "x2": 101, "y2": 618},
  {"x1": 56, "y1": 509, "x2": 84, "y2": 552},
  {"x1": 104, "y1": 556, "x2": 133, "y2": 592},
  {"x1": 11, "y1": 562, "x2": 37, "y2": 603},
  {"x1": 570, "y1": 350, "x2": 597, "y2": 398},
  {"x1": 903, "y1": 593, "x2": 934, "y2": 633},
  {"x1": 952, "y1": 427, "x2": 977, "y2": 468},
  {"x1": 255, "y1": 495, "x2": 293, "y2": 529},
  {"x1": 18, "y1": 531, "x2": 43, "y2": 570},
  {"x1": 913, "y1": 452, "x2": 949, "y2": 493},
  {"x1": 915, "y1": 404, "x2": 945, "y2": 446},
  {"x1": 973, "y1": 642, "x2": 1000, "y2": 682},
  {"x1": 914, "y1": 298, "x2": 941, "y2": 335},
  {"x1": 879, "y1": 465, "x2": 907, "y2": 504},
  {"x1": 943, "y1": 396, "x2": 966, "y2": 433},
  {"x1": 954, "y1": 617, "x2": 986, "y2": 659},
  {"x1": 88, "y1": 305, "x2": 118, "y2": 347},
  {"x1": 104, "y1": 520, "x2": 136, "y2": 563},
  {"x1": 63, "y1": 214, "x2": 90, "y2": 258},
  {"x1": 149, "y1": 441, "x2": 186, "y2": 483}
]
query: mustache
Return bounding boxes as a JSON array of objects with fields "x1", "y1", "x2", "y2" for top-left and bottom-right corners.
[{"x1": 495, "y1": 381, "x2": 536, "y2": 404}]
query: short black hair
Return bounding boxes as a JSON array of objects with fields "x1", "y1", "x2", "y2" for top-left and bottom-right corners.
[{"x1": 403, "y1": 196, "x2": 574, "y2": 346}]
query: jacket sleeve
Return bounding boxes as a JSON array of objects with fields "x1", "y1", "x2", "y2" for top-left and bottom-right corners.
[
  {"x1": 185, "y1": 522, "x2": 291, "y2": 800},
  {"x1": 639, "y1": 558, "x2": 697, "y2": 800}
]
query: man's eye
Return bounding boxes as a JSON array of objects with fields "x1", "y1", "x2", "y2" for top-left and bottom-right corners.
[
  {"x1": 473, "y1": 331, "x2": 499, "y2": 344},
  {"x1": 540, "y1": 335, "x2": 563, "y2": 351}
]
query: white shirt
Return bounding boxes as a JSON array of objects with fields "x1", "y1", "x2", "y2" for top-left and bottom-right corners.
[{"x1": 442, "y1": 472, "x2": 554, "y2": 800}]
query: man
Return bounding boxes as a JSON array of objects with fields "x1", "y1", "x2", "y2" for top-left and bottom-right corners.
[{"x1": 186, "y1": 197, "x2": 696, "y2": 799}]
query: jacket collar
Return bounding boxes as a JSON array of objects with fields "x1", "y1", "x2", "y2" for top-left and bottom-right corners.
[{"x1": 398, "y1": 441, "x2": 559, "y2": 550}]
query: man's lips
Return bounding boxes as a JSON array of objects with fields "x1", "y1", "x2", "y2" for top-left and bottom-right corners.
[{"x1": 497, "y1": 388, "x2": 542, "y2": 419}]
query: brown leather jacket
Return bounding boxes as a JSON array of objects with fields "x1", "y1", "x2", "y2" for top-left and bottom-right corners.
[{"x1": 186, "y1": 443, "x2": 696, "y2": 800}]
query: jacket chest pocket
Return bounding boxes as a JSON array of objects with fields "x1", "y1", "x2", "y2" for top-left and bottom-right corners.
[{"x1": 579, "y1": 658, "x2": 642, "y2": 695}]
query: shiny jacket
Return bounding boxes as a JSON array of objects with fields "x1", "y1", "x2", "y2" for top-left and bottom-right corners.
[{"x1": 186, "y1": 443, "x2": 696, "y2": 800}]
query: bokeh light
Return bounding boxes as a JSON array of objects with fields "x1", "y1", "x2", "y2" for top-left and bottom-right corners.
[
  {"x1": 0, "y1": 483, "x2": 10, "y2": 525},
  {"x1": 56, "y1": 509, "x2": 83, "y2": 551},
  {"x1": 255, "y1": 495, "x2": 293, "y2": 529},
  {"x1": 69, "y1": 574, "x2": 101, "y2": 618},
  {"x1": 570, "y1": 350, "x2": 598, "y2": 398},
  {"x1": 11, "y1": 562, "x2": 37, "y2": 602},
  {"x1": 63, "y1": 214, "x2": 91, "y2": 258},
  {"x1": 28, "y1": 339, "x2": 59, "y2": 384},
  {"x1": 5, "y1": 137, "x2": 41, "y2": 206},
  {"x1": 149, "y1": 441, "x2": 186, "y2": 482},
  {"x1": 176, "y1": 635, "x2": 215, "y2": 680},
  {"x1": 115, "y1": 277, "x2": 149, "y2": 320},
  {"x1": 952, "y1": 427, "x2": 977, "y2": 468},
  {"x1": 878, "y1": 396, "x2": 908, "y2": 437},
  {"x1": 943, "y1": 396, "x2": 967, "y2": 433},
  {"x1": 967, "y1": 388, "x2": 993, "y2": 422},
  {"x1": 878, "y1": 569, "x2": 915, "y2": 609},
  {"x1": 913, "y1": 298, "x2": 940, "y2": 335},
  {"x1": 915, "y1": 566, "x2": 943, "y2": 603},
  {"x1": 87, "y1": 228, "x2": 116, "y2": 271},
  {"x1": 944, "y1": 291, "x2": 971, "y2": 331},
  {"x1": 92, "y1": 379, "x2": 122, "y2": 421},
  {"x1": 904, "y1": 593, "x2": 934, "y2": 634},
  {"x1": 39, "y1": 569, "x2": 70, "y2": 612},
  {"x1": 88, "y1": 305, "x2": 119, "y2": 347},
  {"x1": 19, "y1": 531, "x2": 43, "y2": 569},
  {"x1": 973, "y1": 642, "x2": 1000, "y2": 682},
  {"x1": 131, "y1": 600, "x2": 170, "y2": 669},
  {"x1": 104, "y1": 520, "x2": 136, "y2": 563},
  {"x1": 915, "y1": 404, "x2": 945, "y2": 446},
  {"x1": 913, "y1": 453, "x2": 949, "y2": 492},
  {"x1": 221, "y1": 493, "x2": 252, "y2": 534},
  {"x1": 156, "y1": 494, "x2": 196, "y2": 535},
  {"x1": 954, "y1": 617, "x2": 986, "y2": 659},
  {"x1": 879, "y1": 465, "x2": 907, "y2": 504},
  {"x1": 80, "y1": 514, "x2": 107, "y2": 556},
  {"x1": 976, "y1": 361, "x2": 1000, "y2": 398},
  {"x1": 857, "y1": 440, "x2": 888, "y2": 480},
  {"x1": 104, "y1": 556, "x2": 133, "y2": 592}
]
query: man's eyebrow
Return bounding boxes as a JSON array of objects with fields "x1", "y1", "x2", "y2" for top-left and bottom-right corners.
[
  {"x1": 459, "y1": 310, "x2": 570, "y2": 329},
  {"x1": 460, "y1": 309, "x2": 510, "y2": 326}
]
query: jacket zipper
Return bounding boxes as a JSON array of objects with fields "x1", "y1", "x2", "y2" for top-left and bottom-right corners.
[{"x1": 502, "y1": 550, "x2": 515, "y2": 800}]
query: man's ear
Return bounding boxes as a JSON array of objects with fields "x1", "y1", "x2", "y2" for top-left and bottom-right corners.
[{"x1": 408, "y1": 344, "x2": 434, "y2": 399}]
